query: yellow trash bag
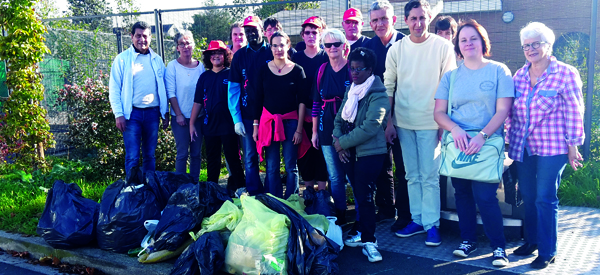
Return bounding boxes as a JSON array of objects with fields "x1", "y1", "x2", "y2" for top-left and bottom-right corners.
[
  {"x1": 224, "y1": 195, "x2": 289, "y2": 275},
  {"x1": 279, "y1": 194, "x2": 329, "y2": 234},
  {"x1": 194, "y1": 200, "x2": 243, "y2": 240}
]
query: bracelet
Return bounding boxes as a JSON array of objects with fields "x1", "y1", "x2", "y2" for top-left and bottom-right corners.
[
  {"x1": 253, "y1": 123, "x2": 259, "y2": 126},
  {"x1": 176, "y1": 114, "x2": 183, "y2": 117},
  {"x1": 451, "y1": 125, "x2": 459, "y2": 131},
  {"x1": 296, "y1": 131, "x2": 302, "y2": 134}
]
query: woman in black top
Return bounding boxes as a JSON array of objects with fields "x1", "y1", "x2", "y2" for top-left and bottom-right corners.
[
  {"x1": 190, "y1": 40, "x2": 245, "y2": 192},
  {"x1": 253, "y1": 31, "x2": 309, "y2": 199},
  {"x1": 292, "y1": 16, "x2": 330, "y2": 192}
]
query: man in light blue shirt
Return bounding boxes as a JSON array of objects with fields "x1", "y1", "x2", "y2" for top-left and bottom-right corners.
[{"x1": 109, "y1": 21, "x2": 168, "y2": 176}]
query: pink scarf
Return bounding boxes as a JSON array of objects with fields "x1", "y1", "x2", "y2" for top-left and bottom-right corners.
[{"x1": 341, "y1": 75, "x2": 375, "y2": 123}]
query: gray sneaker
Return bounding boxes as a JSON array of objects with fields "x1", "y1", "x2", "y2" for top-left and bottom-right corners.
[
  {"x1": 492, "y1": 247, "x2": 509, "y2": 267},
  {"x1": 362, "y1": 242, "x2": 383, "y2": 262},
  {"x1": 344, "y1": 232, "x2": 363, "y2": 247}
]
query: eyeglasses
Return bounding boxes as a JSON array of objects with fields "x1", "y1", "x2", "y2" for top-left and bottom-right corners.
[
  {"x1": 344, "y1": 20, "x2": 360, "y2": 25},
  {"x1": 350, "y1": 67, "x2": 367, "y2": 73},
  {"x1": 521, "y1": 41, "x2": 547, "y2": 51},
  {"x1": 324, "y1": 42, "x2": 343, "y2": 48},
  {"x1": 303, "y1": 31, "x2": 318, "y2": 36},
  {"x1": 178, "y1": 42, "x2": 194, "y2": 47}
]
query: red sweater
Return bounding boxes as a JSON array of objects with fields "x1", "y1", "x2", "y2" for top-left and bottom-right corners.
[{"x1": 256, "y1": 107, "x2": 311, "y2": 162}]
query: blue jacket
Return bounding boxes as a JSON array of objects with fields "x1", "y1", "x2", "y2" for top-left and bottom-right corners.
[{"x1": 109, "y1": 45, "x2": 168, "y2": 120}]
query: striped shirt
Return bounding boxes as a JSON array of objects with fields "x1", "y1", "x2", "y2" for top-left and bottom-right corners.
[{"x1": 506, "y1": 56, "x2": 585, "y2": 162}]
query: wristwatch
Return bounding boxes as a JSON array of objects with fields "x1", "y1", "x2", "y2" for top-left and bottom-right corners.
[{"x1": 479, "y1": 131, "x2": 489, "y2": 140}]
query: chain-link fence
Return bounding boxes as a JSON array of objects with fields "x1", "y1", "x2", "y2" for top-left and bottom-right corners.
[{"x1": 37, "y1": 0, "x2": 599, "y2": 157}]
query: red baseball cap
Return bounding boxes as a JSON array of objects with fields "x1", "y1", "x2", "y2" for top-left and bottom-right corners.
[
  {"x1": 343, "y1": 8, "x2": 362, "y2": 21},
  {"x1": 204, "y1": 40, "x2": 227, "y2": 52},
  {"x1": 243, "y1": 15, "x2": 261, "y2": 28},
  {"x1": 302, "y1": 16, "x2": 324, "y2": 29}
]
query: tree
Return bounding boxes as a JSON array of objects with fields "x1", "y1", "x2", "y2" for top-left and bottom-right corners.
[
  {"x1": 67, "y1": 0, "x2": 112, "y2": 31},
  {"x1": 189, "y1": 0, "x2": 235, "y2": 44},
  {"x1": 114, "y1": 0, "x2": 141, "y2": 32},
  {"x1": 255, "y1": 0, "x2": 320, "y2": 20}
]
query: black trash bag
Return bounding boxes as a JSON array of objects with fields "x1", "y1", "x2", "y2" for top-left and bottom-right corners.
[
  {"x1": 151, "y1": 182, "x2": 231, "y2": 251},
  {"x1": 303, "y1": 189, "x2": 336, "y2": 217},
  {"x1": 145, "y1": 171, "x2": 196, "y2": 209},
  {"x1": 170, "y1": 231, "x2": 225, "y2": 275},
  {"x1": 126, "y1": 166, "x2": 145, "y2": 185},
  {"x1": 37, "y1": 180, "x2": 99, "y2": 249},
  {"x1": 256, "y1": 194, "x2": 340, "y2": 275},
  {"x1": 503, "y1": 163, "x2": 523, "y2": 206},
  {"x1": 97, "y1": 179, "x2": 162, "y2": 253}
]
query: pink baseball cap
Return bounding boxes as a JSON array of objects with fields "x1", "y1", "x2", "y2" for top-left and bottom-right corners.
[
  {"x1": 302, "y1": 16, "x2": 324, "y2": 29},
  {"x1": 204, "y1": 40, "x2": 227, "y2": 52},
  {"x1": 343, "y1": 8, "x2": 362, "y2": 21},
  {"x1": 243, "y1": 16, "x2": 261, "y2": 28}
]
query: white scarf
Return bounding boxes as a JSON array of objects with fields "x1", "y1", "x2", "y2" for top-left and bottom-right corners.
[{"x1": 341, "y1": 75, "x2": 375, "y2": 123}]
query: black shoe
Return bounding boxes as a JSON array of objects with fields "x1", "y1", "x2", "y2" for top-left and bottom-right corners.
[
  {"x1": 513, "y1": 243, "x2": 538, "y2": 256},
  {"x1": 348, "y1": 221, "x2": 360, "y2": 236},
  {"x1": 336, "y1": 210, "x2": 347, "y2": 225},
  {"x1": 390, "y1": 218, "x2": 411, "y2": 232},
  {"x1": 530, "y1": 255, "x2": 555, "y2": 269}
]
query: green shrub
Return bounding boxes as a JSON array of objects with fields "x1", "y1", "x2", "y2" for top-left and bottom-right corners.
[{"x1": 559, "y1": 161, "x2": 600, "y2": 208}]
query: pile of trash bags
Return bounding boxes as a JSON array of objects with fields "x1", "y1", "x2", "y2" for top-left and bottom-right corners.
[{"x1": 37, "y1": 168, "x2": 342, "y2": 275}]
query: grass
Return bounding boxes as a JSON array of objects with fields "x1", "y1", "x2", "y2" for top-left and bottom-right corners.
[{"x1": 558, "y1": 161, "x2": 600, "y2": 208}]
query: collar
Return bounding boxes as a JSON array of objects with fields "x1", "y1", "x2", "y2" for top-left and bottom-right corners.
[
  {"x1": 386, "y1": 32, "x2": 398, "y2": 47},
  {"x1": 523, "y1": 56, "x2": 558, "y2": 78},
  {"x1": 246, "y1": 41, "x2": 267, "y2": 53}
]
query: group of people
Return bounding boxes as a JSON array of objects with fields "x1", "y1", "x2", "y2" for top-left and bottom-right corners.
[{"x1": 108, "y1": 0, "x2": 585, "y2": 268}]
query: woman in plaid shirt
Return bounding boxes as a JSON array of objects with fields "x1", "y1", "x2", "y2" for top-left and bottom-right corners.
[{"x1": 506, "y1": 22, "x2": 585, "y2": 269}]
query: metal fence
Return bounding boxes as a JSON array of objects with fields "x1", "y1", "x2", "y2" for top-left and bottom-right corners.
[{"x1": 37, "y1": 0, "x2": 599, "y2": 157}]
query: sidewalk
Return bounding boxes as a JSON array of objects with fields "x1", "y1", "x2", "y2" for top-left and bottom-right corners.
[{"x1": 0, "y1": 202, "x2": 598, "y2": 274}]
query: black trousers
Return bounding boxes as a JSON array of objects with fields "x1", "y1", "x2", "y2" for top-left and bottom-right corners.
[
  {"x1": 297, "y1": 122, "x2": 329, "y2": 182},
  {"x1": 392, "y1": 137, "x2": 411, "y2": 222},
  {"x1": 343, "y1": 148, "x2": 385, "y2": 243},
  {"x1": 375, "y1": 143, "x2": 395, "y2": 217},
  {"x1": 204, "y1": 134, "x2": 245, "y2": 192}
]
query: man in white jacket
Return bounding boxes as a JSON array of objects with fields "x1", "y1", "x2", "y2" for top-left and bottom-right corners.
[
  {"x1": 109, "y1": 21, "x2": 168, "y2": 176},
  {"x1": 383, "y1": 0, "x2": 456, "y2": 247}
]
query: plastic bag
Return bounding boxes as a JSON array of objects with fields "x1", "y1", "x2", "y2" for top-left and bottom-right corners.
[
  {"x1": 138, "y1": 238, "x2": 193, "y2": 264},
  {"x1": 37, "y1": 180, "x2": 99, "y2": 249},
  {"x1": 303, "y1": 189, "x2": 336, "y2": 217},
  {"x1": 325, "y1": 217, "x2": 343, "y2": 250},
  {"x1": 195, "y1": 200, "x2": 242, "y2": 239},
  {"x1": 145, "y1": 171, "x2": 196, "y2": 209},
  {"x1": 170, "y1": 231, "x2": 225, "y2": 275},
  {"x1": 224, "y1": 195, "x2": 289, "y2": 275},
  {"x1": 151, "y1": 182, "x2": 231, "y2": 252},
  {"x1": 277, "y1": 195, "x2": 329, "y2": 234},
  {"x1": 97, "y1": 179, "x2": 162, "y2": 253},
  {"x1": 256, "y1": 194, "x2": 340, "y2": 275}
]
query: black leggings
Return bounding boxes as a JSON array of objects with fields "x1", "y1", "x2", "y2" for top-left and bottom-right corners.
[{"x1": 204, "y1": 134, "x2": 245, "y2": 192}]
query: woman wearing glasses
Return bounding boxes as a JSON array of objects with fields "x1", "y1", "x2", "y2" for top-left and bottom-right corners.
[
  {"x1": 253, "y1": 31, "x2": 310, "y2": 199},
  {"x1": 292, "y1": 16, "x2": 330, "y2": 193},
  {"x1": 165, "y1": 31, "x2": 205, "y2": 182},
  {"x1": 312, "y1": 29, "x2": 352, "y2": 224},
  {"x1": 334, "y1": 47, "x2": 389, "y2": 263},
  {"x1": 507, "y1": 22, "x2": 585, "y2": 269}
]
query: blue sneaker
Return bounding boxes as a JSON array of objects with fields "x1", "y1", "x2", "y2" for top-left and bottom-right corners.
[
  {"x1": 425, "y1": 227, "x2": 442, "y2": 246},
  {"x1": 395, "y1": 221, "x2": 426, "y2": 237}
]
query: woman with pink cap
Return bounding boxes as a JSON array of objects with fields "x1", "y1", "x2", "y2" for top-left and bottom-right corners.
[{"x1": 190, "y1": 40, "x2": 245, "y2": 191}]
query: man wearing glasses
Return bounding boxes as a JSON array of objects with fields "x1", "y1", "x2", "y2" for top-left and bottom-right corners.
[
  {"x1": 342, "y1": 8, "x2": 371, "y2": 52},
  {"x1": 228, "y1": 15, "x2": 274, "y2": 195},
  {"x1": 109, "y1": 21, "x2": 168, "y2": 177}
]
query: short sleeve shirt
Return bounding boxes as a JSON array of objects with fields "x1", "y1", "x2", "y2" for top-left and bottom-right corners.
[
  {"x1": 194, "y1": 68, "x2": 235, "y2": 136},
  {"x1": 255, "y1": 64, "x2": 309, "y2": 119},
  {"x1": 435, "y1": 61, "x2": 514, "y2": 136},
  {"x1": 313, "y1": 63, "x2": 351, "y2": 145},
  {"x1": 292, "y1": 50, "x2": 329, "y2": 102}
]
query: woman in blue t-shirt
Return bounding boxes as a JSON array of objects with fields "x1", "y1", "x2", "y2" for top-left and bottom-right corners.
[
  {"x1": 433, "y1": 20, "x2": 514, "y2": 267},
  {"x1": 190, "y1": 40, "x2": 245, "y2": 192}
]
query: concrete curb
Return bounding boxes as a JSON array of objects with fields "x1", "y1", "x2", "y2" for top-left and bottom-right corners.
[{"x1": 0, "y1": 231, "x2": 173, "y2": 275}]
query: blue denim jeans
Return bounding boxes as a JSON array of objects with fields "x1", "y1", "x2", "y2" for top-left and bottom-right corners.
[
  {"x1": 264, "y1": 119, "x2": 299, "y2": 199},
  {"x1": 242, "y1": 119, "x2": 263, "y2": 195},
  {"x1": 397, "y1": 128, "x2": 440, "y2": 230},
  {"x1": 171, "y1": 117, "x2": 203, "y2": 182},
  {"x1": 123, "y1": 107, "x2": 160, "y2": 176},
  {"x1": 515, "y1": 152, "x2": 567, "y2": 258},
  {"x1": 452, "y1": 177, "x2": 506, "y2": 249},
  {"x1": 321, "y1": 145, "x2": 347, "y2": 211}
]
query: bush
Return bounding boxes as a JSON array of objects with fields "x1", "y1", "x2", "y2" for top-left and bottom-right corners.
[
  {"x1": 57, "y1": 73, "x2": 176, "y2": 179},
  {"x1": 559, "y1": 161, "x2": 600, "y2": 208}
]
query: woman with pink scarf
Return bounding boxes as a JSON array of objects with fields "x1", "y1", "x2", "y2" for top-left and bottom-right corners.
[{"x1": 332, "y1": 48, "x2": 389, "y2": 263}]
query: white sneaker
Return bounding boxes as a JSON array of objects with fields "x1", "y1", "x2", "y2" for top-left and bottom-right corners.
[
  {"x1": 362, "y1": 242, "x2": 382, "y2": 262},
  {"x1": 492, "y1": 247, "x2": 509, "y2": 267},
  {"x1": 344, "y1": 232, "x2": 363, "y2": 247}
]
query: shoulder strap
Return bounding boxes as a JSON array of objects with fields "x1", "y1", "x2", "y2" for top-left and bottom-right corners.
[
  {"x1": 447, "y1": 69, "x2": 458, "y2": 117},
  {"x1": 316, "y1": 62, "x2": 328, "y2": 92}
]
